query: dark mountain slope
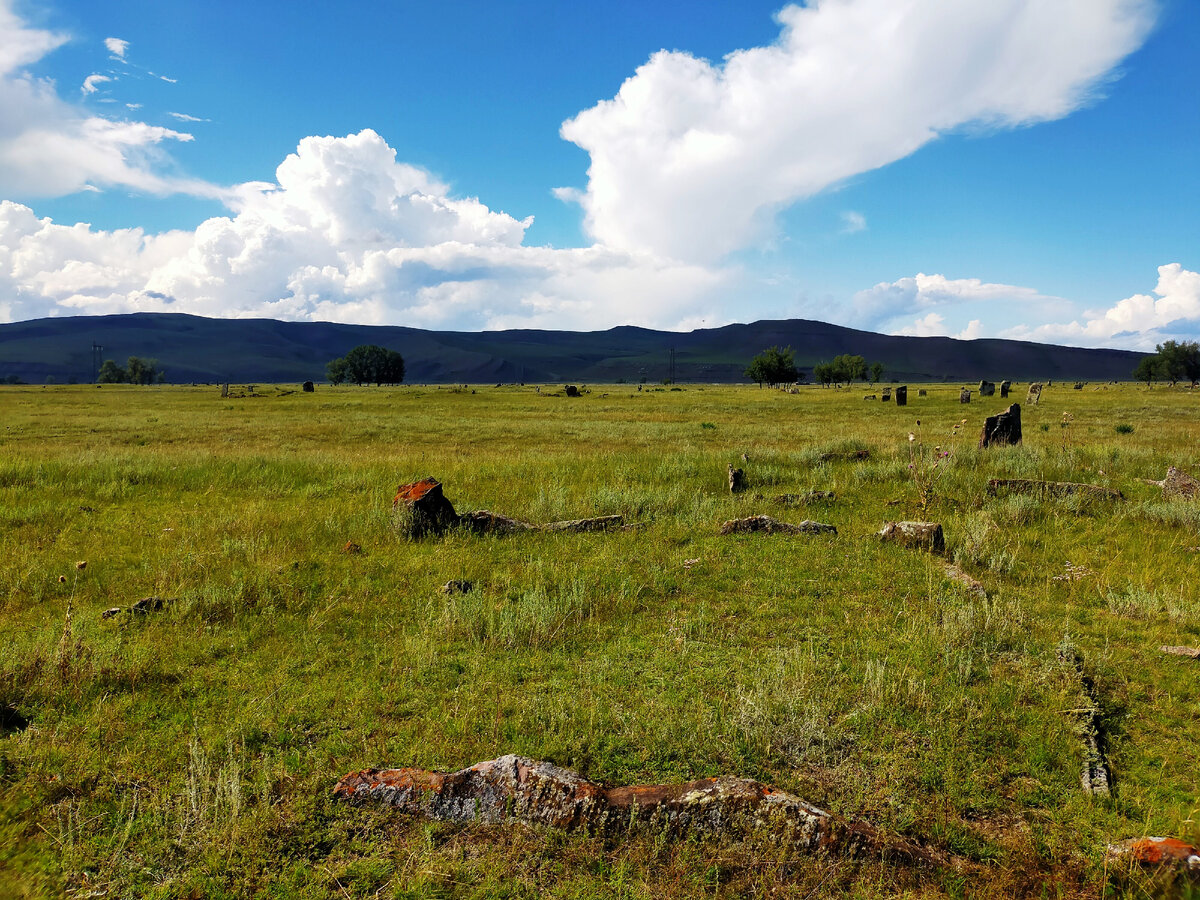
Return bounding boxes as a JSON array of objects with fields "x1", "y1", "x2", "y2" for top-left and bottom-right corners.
[{"x1": 0, "y1": 312, "x2": 1144, "y2": 384}]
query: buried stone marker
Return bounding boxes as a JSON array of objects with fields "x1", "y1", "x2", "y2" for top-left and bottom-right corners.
[{"x1": 978, "y1": 403, "x2": 1021, "y2": 449}]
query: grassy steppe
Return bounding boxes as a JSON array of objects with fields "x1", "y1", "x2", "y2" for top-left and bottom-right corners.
[{"x1": 1, "y1": 382, "x2": 1198, "y2": 898}]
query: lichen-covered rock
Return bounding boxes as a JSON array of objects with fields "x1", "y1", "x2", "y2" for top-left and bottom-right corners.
[
  {"x1": 393, "y1": 478, "x2": 461, "y2": 538},
  {"x1": 959, "y1": 389, "x2": 971, "y2": 404},
  {"x1": 459, "y1": 510, "x2": 534, "y2": 535},
  {"x1": 978, "y1": 380, "x2": 995, "y2": 396},
  {"x1": 1108, "y1": 837, "x2": 1200, "y2": 871},
  {"x1": 878, "y1": 521, "x2": 945, "y2": 554},
  {"x1": 542, "y1": 515, "x2": 625, "y2": 533},
  {"x1": 771, "y1": 491, "x2": 835, "y2": 506},
  {"x1": 1026, "y1": 382, "x2": 1043, "y2": 404},
  {"x1": 333, "y1": 755, "x2": 937, "y2": 865},
  {"x1": 999, "y1": 380, "x2": 1011, "y2": 398},
  {"x1": 1163, "y1": 466, "x2": 1200, "y2": 500},
  {"x1": 944, "y1": 564, "x2": 986, "y2": 598},
  {"x1": 719, "y1": 515, "x2": 837, "y2": 536},
  {"x1": 979, "y1": 403, "x2": 1021, "y2": 449},
  {"x1": 1160, "y1": 645, "x2": 1200, "y2": 659}
]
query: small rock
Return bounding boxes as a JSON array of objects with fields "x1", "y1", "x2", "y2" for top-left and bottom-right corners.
[
  {"x1": 1160, "y1": 646, "x2": 1200, "y2": 659},
  {"x1": 442, "y1": 580, "x2": 474, "y2": 595},
  {"x1": 459, "y1": 510, "x2": 533, "y2": 535},
  {"x1": 944, "y1": 564, "x2": 986, "y2": 598},
  {"x1": 342, "y1": 541, "x2": 362, "y2": 554},
  {"x1": 877, "y1": 521, "x2": 945, "y2": 554},
  {"x1": 542, "y1": 515, "x2": 624, "y2": 533},
  {"x1": 101, "y1": 607, "x2": 123, "y2": 619},
  {"x1": 918, "y1": 389, "x2": 927, "y2": 397},
  {"x1": 302, "y1": 381, "x2": 315, "y2": 392},
  {"x1": 130, "y1": 597, "x2": 165, "y2": 613}
]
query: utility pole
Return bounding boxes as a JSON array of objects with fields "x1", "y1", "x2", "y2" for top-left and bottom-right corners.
[{"x1": 91, "y1": 342, "x2": 103, "y2": 382}]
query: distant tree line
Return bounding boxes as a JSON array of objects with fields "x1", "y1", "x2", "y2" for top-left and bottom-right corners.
[
  {"x1": 1134, "y1": 340, "x2": 1200, "y2": 386},
  {"x1": 326, "y1": 345, "x2": 406, "y2": 386},
  {"x1": 98, "y1": 356, "x2": 166, "y2": 384},
  {"x1": 812, "y1": 354, "x2": 884, "y2": 386}
]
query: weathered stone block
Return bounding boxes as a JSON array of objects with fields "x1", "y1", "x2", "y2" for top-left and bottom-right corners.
[{"x1": 979, "y1": 403, "x2": 1021, "y2": 449}]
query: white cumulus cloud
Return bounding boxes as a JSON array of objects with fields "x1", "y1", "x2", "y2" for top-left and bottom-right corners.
[
  {"x1": 1004, "y1": 264, "x2": 1200, "y2": 350},
  {"x1": 559, "y1": 0, "x2": 1155, "y2": 263},
  {"x1": 0, "y1": 130, "x2": 730, "y2": 330}
]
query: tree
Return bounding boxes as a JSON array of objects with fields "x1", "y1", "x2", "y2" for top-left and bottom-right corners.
[
  {"x1": 1157, "y1": 340, "x2": 1200, "y2": 386},
  {"x1": 813, "y1": 362, "x2": 834, "y2": 386},
  {"x1": 97, "y1": 359, "x2": 126, "y2": 383},
  {"x1": 1133, "y1": 354, "x2": 1159, "y2": 385},
  {"x1": 744, "y1": 346, "x2": 798, "y2": 387},
  {"x1": 327, "y1": 345, "x2": 405, "y2": 386},
  {"x1": 830, "y1": 354, "x2": 867, "y2": 384},
  {"x1": 125, "y1": 356, "x2": 164, "y2": 385},
  {"x1": 869, "y1": 361, "x2": 884, "y2": 384}
]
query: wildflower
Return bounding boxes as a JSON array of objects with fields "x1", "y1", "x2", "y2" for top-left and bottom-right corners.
[
  {"x1": 908, "y1": 433, "x2": 915, "y2": 442},
  {"x1": 75, "y1": 561, "x2": 87, "y2": 570}
]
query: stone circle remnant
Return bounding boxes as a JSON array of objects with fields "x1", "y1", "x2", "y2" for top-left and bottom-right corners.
[{"x1": 978, "y1": 380, "x2": 995, "y2": 396}]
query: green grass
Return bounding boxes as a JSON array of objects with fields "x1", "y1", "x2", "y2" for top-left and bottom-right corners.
[{"x1": 1, "y1": 382, "x2": 1199, "y2": 898}]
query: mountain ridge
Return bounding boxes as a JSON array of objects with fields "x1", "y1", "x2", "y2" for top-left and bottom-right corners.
[{"x1": 0, "y1": 312, "x2": 1145, "y2": 384}]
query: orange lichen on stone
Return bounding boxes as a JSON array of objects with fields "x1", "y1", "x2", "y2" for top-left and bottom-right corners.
[{"x1": 393, "y1": 478, "x2": 442, "y2": 509}]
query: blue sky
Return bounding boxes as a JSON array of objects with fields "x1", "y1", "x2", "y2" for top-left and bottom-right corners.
[{"x1": 0, "y1": 0, "x2": 1196, "y2": 348}]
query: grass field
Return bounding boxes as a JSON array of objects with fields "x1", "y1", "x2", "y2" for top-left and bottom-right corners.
[{"x1": 2, "y1": 381, "x2": 1199, "y2": 898}]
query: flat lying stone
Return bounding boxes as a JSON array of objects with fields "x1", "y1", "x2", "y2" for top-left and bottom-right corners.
[
  {"x1": 334, "y1": 755, "x2": 937, "y2": 865},
  {"x1": 878, "y1": 522, "x2": 945, "y2": 554},
  {"x1": 943, "y1": 564, "x2": 986, "y2": 598},
  {"x1": 719, "y1": 515, "x2": 837, "y2": 536},
  {"x1": 541, "y1": 515, "x2": 625, "y2": 533},
  {"x1": 986, "y1": 479, "x2": 1122, "y2": 501},
  {"x1": 459, "y1": 510, "x2": 534, "y2": 535},
  {"x1": 1160, "y1": 646, "x2": 1200, "y2": 659},
  {"x1": 1108, "y1": 837, "x2": 1200, "y2": 871}
]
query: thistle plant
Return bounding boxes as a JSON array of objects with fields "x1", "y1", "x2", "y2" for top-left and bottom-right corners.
[{"x1": 906, "y1": 419, "x2": 953, "y2": 510}]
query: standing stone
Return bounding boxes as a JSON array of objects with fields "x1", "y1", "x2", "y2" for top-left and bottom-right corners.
[
  {"x1": 1027, "y1": 382, "x2": 1043, "y2": 404},
  {"x1": 392, "y1": 478, "x2": 460, "y2": 538},
  {"x1": 881, "y1": 387, "x2": 892, "y2": 402},
  {"x1": 895, "y1": 386, "x2": 907, "y2": 406},
  {"x1": 979, "y1": 380, "x2": 995, "y2": 397},
  {"x1": 918, "y1": 389, "x2": 927, "y2": 397},
  {"x1": 1074, "y1": 382, "x2": 1084, "y2": 390},
  {"x1": 960, "y1": 389, "x2": 971, "y2": 404},
  {"x1": 564, "y1": 385, "x2": 581, "y2": 397},
  {"x1": 302, "y1": 381, "x2": 315, "y2": 392},
  {"x1": 728, "y1": 464, "x2": 747, "y2": 494},
  {"x1": 220, "y1": 383, "x2": 229, "y2": 398},
  {"x1": 999, "y1": 380, "x2": 1011, "y2": 398},
  {"x1": 979, "y1": 403, "x2": 1022, "y2": 449}
]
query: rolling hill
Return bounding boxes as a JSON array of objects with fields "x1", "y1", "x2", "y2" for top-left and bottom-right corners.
[{"x1": 0, "y1": 312, "x2": 1145, "y2": 384}]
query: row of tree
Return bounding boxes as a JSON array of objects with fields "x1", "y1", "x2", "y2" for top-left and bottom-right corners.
[
  {"x1": 98, "y1": 356, "x2": 166, "y2": 384},
  {"x1": 326, "y1": 344, "x2": 406, "y2": 386},
  {"x1": 744, "y1": 347, "x2": 887, "y2": 387},
  {"x1": 1134, "y1": 340, "x2": 1200, "y2": 385}
]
